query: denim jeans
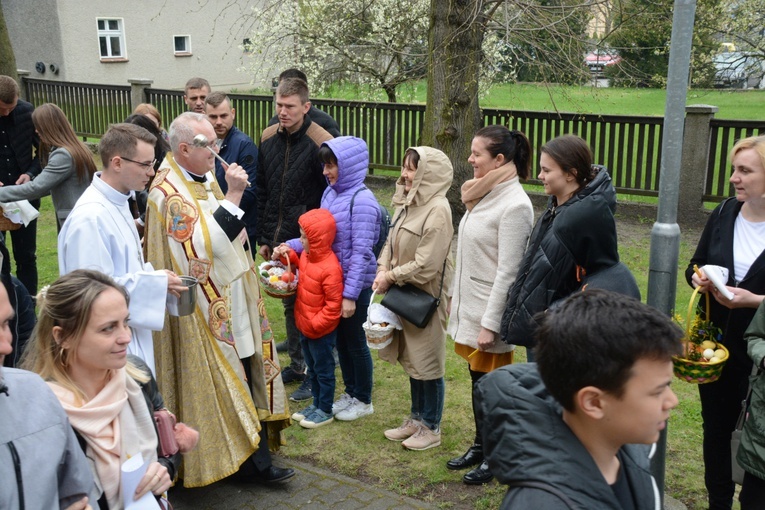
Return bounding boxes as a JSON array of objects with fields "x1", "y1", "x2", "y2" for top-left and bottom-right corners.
[
  {"x1": 301, "y1": 330, "x2": 337, "y2": 414},
  {"x1": 283, "y1": 294, "x2": 304, "y2": 372},
  {"x1": 336, "y1": 287, "x2": 374, "y2": 404},
  {"x1": 410, "y1": 376, "x2": 444, "y2": 431}
]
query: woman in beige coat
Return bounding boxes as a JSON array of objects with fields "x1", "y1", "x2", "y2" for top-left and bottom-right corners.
[
  {"x1": 445, "y1": 126, "x2": 533, "y2": 484},
  {"x1": 372, "y1": 146, "x2": 454, "y2": 451}
]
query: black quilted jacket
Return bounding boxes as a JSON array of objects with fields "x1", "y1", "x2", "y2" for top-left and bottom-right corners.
[
  {"x1": 256, "y1": 116, "x2": 332, "y2": 247},
  {"x1": 499, "y1": 168, "x2": 618, "y2": 347},
  {"x1": 0, "y1": 100, "x2": 41, "y2": 185}
]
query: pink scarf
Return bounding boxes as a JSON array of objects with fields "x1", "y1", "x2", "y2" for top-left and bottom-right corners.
[
  {"x1": 49, "y1": 369, "x2": 157, "y2": 508},
  {"x1": 460, "y1": 161, "x2": 518, "y2": 211}
]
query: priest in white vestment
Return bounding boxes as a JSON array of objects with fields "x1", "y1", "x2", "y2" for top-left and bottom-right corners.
[
  {"x1": 145, "y1": 112, "x2": 293, "y2": 487},
  {"x1": 58, "y1": 124, "x2": 186, "y2": 374}
]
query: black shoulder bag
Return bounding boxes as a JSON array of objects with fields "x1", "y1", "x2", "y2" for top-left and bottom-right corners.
[{"x1": 380, "y1": 212, "x2": 447, "y2": 328}]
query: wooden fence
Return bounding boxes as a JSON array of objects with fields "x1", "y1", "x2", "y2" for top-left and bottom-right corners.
[{"x1": 22, "y1": 77, "x2": 765, "y2": 203}]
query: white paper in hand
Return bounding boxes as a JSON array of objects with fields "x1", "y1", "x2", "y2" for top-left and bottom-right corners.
[
  {"x1": 122, "y1": 455, "x2": 161, "y2": 510},
  {"x1": 701, "y1": 264, "x2": 735, "y2": 300}
]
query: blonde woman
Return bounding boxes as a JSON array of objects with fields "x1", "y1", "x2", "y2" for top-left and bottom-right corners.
[
  {"x1": 22, "y1": 270, "x2": 180, "y2": 509},
  {"x1": 0, "y1": 103, "x2": 96, "y2": 228},
  {"x1": 687, "y1": 135, "x2": 765, "y2": 510}
]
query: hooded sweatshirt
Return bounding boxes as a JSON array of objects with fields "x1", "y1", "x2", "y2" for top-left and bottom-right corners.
[
  {"x1": 0, "y1": 367, "x2": 96, "y2": 509},
  {"x1": 287, "y1": 136, "x2": 379, "y2": 301},
  {"x1": 476, "y1": 363, "x2": 660, "y2": 510},
  {"x1": 287, "y1": 208, "x2": 344, "y2": 339}
]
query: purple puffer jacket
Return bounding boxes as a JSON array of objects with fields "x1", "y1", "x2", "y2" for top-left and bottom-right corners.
[{"x1": 287, "y1": 136, "x2": 380, "y2": 301}]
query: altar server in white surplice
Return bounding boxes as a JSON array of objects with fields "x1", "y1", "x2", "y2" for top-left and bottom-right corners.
[{"x1": 58, "y1": 123, "x2": 186, "y2": 374}]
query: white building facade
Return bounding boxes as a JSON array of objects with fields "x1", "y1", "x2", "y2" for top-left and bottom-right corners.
[{"x1": 2, "y1": 0, "x2": 268, "y2": 91}]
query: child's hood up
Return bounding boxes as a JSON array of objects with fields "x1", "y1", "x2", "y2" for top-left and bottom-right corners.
[
  {"x1": 322, "y1": 136, "x2": 369, "y2": 193},
  {"x1": 298, "y1": 208, "x2": 336, "y2": 260}
]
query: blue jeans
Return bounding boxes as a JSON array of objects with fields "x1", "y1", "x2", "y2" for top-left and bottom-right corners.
[
  {"x1": 410, "y1": 377, "x2": 444, "y2": 431},
  {"x1": 337, "y1": 287, "x2": 374, "y2": 404},
  {"x1": 301, "y1": 330, "x2": 337, "y2": 414}
]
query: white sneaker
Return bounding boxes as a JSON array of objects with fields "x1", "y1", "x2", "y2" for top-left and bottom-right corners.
[
  {"x1": 332, "y1": 393, "x2": 354, "y2": 415},
  {"x1": 335, "y1": 398, "x2": 374, "y2": 421}
]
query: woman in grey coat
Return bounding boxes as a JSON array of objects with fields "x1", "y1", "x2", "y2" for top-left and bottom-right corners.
[{"x1": 0, "y1": 103, "x2": 96, "y2": 229}]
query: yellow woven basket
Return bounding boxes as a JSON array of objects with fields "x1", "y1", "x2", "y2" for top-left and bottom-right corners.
[{"x1": 672, "y1": 286, "x2": 729, "y2": 384}]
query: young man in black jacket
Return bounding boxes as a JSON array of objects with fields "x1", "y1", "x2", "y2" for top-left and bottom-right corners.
[
  {"x1": 0, "y1": 76, "x2": 41, "y2": 296},
  {"x1": 257, "y1": 77, "x2": 333, "y2": 400},
  {"x1": 478, "y1": 290, "x2": 683, "y2": 509}
]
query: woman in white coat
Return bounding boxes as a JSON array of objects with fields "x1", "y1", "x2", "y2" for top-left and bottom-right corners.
[{"x1": 445, "y1": 126, "x2": 534, "y2": 485}]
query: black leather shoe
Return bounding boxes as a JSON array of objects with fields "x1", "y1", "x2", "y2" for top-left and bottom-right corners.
[
  {"x1": 446, "y1": 444, "x2": 483, "y2": 470},
  {"x1": 251, "y1": 465, "x2": 295, "y2": 484},
  {"x1": 463, "y1": 461, "x2": 493, "y2": 485},
  {"x1": 281, "y1": 367, "x2": 306, "y2": 384}
]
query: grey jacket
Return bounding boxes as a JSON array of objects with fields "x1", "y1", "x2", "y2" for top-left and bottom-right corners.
[
  {"x1": 0, "y1": 367, "x2": 95, "y2": 509},
  {"x1": 0, "y1": 147, "x2": 90, "y2": 227}
]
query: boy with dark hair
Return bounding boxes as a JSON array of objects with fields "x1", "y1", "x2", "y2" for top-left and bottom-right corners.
[{"x1": 476, "y1": 290, "x2": 683, "y2": 509}]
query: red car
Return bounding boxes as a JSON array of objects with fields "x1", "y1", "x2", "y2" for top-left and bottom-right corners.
[{"x1": 585, "y1": 51, "x2": 622, "y2": 75}]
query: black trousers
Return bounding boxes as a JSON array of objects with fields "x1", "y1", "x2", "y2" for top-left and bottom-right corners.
[
  {"x1": 470, "y1": 367, "x2": 487, "y2": 446},
  {"x1": 741, "y1": 471, "x2": 765, "y2": 510},
  {"x1": 699, "y1": 360, "x2": 751, "y2": 510},
  {"x1": 6, "y1": 217, "x2": 37, "y2": 296},
  {"x1": 239, "y1": 355, "x2": 273, "y2": 473}
]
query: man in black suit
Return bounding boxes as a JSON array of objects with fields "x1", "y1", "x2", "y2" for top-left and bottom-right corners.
[{"x1": 0, "y1": 76, "x2": 41, "y2": 296}]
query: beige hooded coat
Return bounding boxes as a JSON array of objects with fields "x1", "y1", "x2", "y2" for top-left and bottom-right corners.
[{"x1": 377, "y1": 147, "x2": 454, "y2": 380}]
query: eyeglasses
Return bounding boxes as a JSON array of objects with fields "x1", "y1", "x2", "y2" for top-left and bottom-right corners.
[{"x1": 120, "y1": 156, "x2": 157, "y2": 169}]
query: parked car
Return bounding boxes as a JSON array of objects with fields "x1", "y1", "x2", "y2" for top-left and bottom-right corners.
[
  {"x1": 585, "y1": 50, "x2": 622, "y2": 76},
  {"x1": 714, "y1": 52, "x2": 765, "y2": 89}
]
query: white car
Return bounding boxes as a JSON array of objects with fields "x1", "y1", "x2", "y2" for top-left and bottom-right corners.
[{"x1": 714, "y1": 52, "x2": 765, "y2": 89}]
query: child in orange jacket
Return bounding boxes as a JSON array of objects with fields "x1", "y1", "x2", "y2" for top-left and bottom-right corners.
[{"x1": 274, "y1": 208, "x2": 343, "y2": 428}]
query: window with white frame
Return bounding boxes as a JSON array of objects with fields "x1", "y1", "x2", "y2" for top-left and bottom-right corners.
[
  {"x1": 174, "y1": 35, "x2": 191, "y2": 55},
  {"x1": 97, "y1": 18, "x2": 126, "y2": 59}
]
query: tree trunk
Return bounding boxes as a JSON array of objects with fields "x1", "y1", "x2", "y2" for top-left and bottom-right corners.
[
  {"x1": 421, "y1": 0, "x2": 485, "y2": 228},
  {"x1": 382, "y1": 83, "x2": 397, "y2": 167},
  {"x1": 0, "y1": 5, "x2": 17, "y2": 80}
]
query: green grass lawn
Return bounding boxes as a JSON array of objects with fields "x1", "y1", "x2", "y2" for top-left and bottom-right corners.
[{"x1": 304, "y1": 80, "x2": 764, "y2": 121}]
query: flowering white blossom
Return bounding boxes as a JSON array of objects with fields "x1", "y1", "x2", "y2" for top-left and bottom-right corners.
[{"x1": 244, "y1": 0, "x2": 430, "y2": 102}]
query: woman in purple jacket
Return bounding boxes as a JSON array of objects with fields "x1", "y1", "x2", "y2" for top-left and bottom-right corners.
[{"x1": 286, "y1": 136, "x2": 381, "y2": 420}]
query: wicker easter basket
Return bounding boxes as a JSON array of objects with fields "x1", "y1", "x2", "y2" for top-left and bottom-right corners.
[
  {"x1": 672, "y1": 286, "x2": 729, "y2": 384},
  {"x1": 0, "y1": 207, "x2": 21, "y2": 231},
  {"x1": 363, "y1": 290, "x2": 395, "y2": 350},
  {"x1": 258, "y1": 259, "x2": 298, "y2": 299}
]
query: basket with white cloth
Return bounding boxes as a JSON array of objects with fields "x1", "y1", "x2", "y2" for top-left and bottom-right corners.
[{"x1": 363, "y1": 290, "x2": 401, "y2": 349}]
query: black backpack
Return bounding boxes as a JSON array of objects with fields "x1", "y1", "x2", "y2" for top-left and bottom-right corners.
[{"x1": 350, "y1": 187, "x2": 391, "y2": 258}]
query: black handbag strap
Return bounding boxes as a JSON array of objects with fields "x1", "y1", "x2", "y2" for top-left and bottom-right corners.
[
  {"x1": 736, "y1": 364, "x2": 760, "y2": 431},
  {"x1": 434, "y1": 257, "x2": 447, "y2": 302}
]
